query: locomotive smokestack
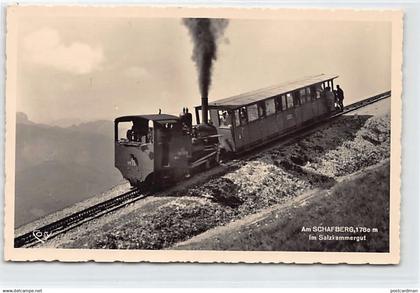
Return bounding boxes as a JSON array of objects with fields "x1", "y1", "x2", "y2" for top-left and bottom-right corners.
[
  {"x1": 202, "y1": 96, "x2": 208, "y2": 125},
  {"x1": 183, "y1": 18, "x2": 228, "y2": 124}
]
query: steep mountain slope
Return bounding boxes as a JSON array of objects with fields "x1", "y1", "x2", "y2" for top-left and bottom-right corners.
[{"x1": 15, "y1": 113, "x2": 123, "y2": 227}]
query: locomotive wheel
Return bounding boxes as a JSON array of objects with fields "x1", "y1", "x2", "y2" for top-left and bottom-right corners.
[{"x1": 137, "y1": 174, "x2": 157, "y2": 192}]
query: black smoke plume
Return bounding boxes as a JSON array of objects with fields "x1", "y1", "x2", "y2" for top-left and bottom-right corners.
[{"x1": 183, "y1": 18, "x2": 228, "y2": 123}]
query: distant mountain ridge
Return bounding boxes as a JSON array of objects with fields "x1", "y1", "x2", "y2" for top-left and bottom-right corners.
[
  {"x1": 49, "y1": 118, "x2": 84, "y2": 128},
  {"x1": 15, "y1": 113, "x2": 123, "y2": 228},
  {"x1": 16, "y1": 112, "x2": 35, "y2": 125}
]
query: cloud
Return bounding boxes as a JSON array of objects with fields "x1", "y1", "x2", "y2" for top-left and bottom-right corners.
[{"x1": 22, "y1": 27, "x2": 104, "y2": 74}]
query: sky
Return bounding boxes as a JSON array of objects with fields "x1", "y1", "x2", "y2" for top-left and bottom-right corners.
[{"x1": 16, "y1": 16, "x2": 392, "y2": 125}]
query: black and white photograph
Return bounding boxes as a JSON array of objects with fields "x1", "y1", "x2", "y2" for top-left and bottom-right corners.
[{"x1": 4, "y1": 6, "x2": 402, "y2": 263}]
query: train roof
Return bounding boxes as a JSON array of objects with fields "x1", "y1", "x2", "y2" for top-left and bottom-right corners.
[
  {"x1": 206, "y1": 73, "x2": 339, "y2": 109},
  {"x1": 115, "y1": 114, "x2": 179, "y2": 123}
]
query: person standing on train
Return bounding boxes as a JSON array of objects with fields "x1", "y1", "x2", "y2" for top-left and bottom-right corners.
[
  {"x1": 336, "y1": 85, "x2": 344, "y2": 111},
  {"x1": 185, "y1": 108, "x2": 193, "y2": 128},
  {"x1": 333, "y1": 89, "x2": 339, "y2": 109}
]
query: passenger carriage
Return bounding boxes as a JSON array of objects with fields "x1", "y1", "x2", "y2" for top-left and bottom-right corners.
[{"x1": 194, "y1": 74, "x2": 339, "y2": 154}]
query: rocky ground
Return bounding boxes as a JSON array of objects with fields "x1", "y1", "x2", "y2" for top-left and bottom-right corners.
[
  {"x1": 175, "y1": 160, "x2": 390, "y2": 251},
  {"x1": 33, "y1": 99, "x2": 391, "y2": 250}
]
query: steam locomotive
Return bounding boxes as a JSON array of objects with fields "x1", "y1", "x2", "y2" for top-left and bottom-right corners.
[
  {"x1": 114, "y1": 113, "x2": 220, "y2": 188},
  {"x1": 114, "y1": 74, "x2": 339, "y2": 188}
]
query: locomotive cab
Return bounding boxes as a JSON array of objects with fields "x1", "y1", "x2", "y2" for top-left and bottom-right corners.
[{"x1": 114, "y1": 114, "x2": 192, "y2": 187}]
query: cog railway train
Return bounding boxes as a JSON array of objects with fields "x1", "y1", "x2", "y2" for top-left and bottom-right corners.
[{"x1": 114, "y1": 73, "x2": 340, "y2": 188}]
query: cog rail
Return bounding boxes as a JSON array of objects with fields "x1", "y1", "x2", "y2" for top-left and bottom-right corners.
[{"x1": 14, "y1": 188, "x2": 146, "y2": 248}]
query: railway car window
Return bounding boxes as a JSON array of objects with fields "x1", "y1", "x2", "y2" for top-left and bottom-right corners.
[
  {"x1": 309, "y1": 86, "x2": 316, "y2": 100},
  {"x1": 117, "y1": 122, "x2": 132, "y2": 142},
  {"x1": 281, "y1": 95, "x2": 287, "y2": 111},
  {"x1": 234, "y1": 109, "x2": 241, "y2": 126},
  {"x1": 293, "y1": 92, "x2": 301, "y2": 106},
  {"x1": 196, "y1": 109, "x2": 210, "y2": 125},
  {"x1": 257, "y1": 102, "x2": 266, "y2": 118},
  {"x1": 247, "y1": 104, "x2": 259, "y2": 122},
  {"x1": 218, "y1": 110, "x2": 224, "y2": 125},
  {"x1": 314, "y1": 83, "x2": 322, "y2": 99},
  {"x1": 118, "y1": 120, "x2": 152, "y2": 144},
  {"x1": 306, "y1": 87, "x2": 314, "y2": 101},
  {"x1": 275, "y1": 96, "x2": 281, "y2": 112},
  {"x1": 219, "y1": 110, "x2": 232, "y2": 128},
  {"x1": 239, "y1": 107, "x2": 248, "y2": 125},
  {"x1": 207, "y1": 110, "x2": 213, "y2": 125},
  {"x1": 265, "y1": 98, "x2": 276, "y2": 116},
  {"x1": 147, "y1": 120, "x2": 154, "y2": 143},
  {"x1": 299, "y1": 89, "x2": 306, "y2": 104},
  {"x1": 286, "y1": 93, "x2": 294, "y2": 109}
]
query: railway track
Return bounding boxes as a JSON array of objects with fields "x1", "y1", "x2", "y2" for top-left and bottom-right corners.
[
  {"x1": 14, "y1": 90, "x2": 391, "y2": 248},
  {"x1": 332, "y1": 90, "x2": 390, "y2": 117},
  {"x1": 14, "y1": 188, "x2": 148, "y2": 248},
  {"x1": 309, "y1": 91, "x2": 391, "y2": 139}
]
